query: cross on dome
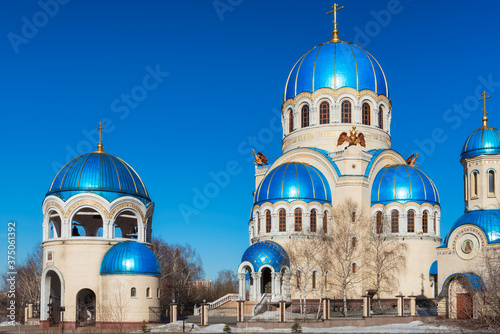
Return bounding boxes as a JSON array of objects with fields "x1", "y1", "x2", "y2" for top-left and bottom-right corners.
[
  {"x1": 479, "y1": 91, "x2": 491, "y2": 127},
  {"x1": 327, "y1": 3, "x2": 344, "y2": 42},
  {"x1": 96, "y1": 121, "x2": 105, "y2": 152}
]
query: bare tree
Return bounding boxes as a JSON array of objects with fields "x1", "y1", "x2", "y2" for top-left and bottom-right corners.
[
  {"x1": 286, "y1": 232, "x2": 332, "y2": 316},
  {"x1": 366, "y1": 214, "x2": 408, "y2": 311},
  {"x1": 329, "y1": 199, "x2": 368, "y2": 317}
]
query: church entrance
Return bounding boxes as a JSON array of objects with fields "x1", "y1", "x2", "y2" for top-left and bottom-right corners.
[
  {"x1": 262, "y1": 268, "x2": 272, "y2": 294},
  {"x1": 76, "y1": 289, "x2": 96, "y2": 327},
  {"x1": 457, "y1": 293, "x2": 473, "y2": 319}
]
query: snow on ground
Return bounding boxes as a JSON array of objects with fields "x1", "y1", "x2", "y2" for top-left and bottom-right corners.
[{"x1": 148, "y1": 320, "x2": 456, "y2": 333}]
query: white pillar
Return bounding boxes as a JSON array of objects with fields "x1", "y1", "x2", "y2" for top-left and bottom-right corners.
[
  {"x1": 284, "y1": 273, "x2": 291, "y2": 301},
  {"x1": 238, "y1": 273, "x2": 246, "y2": 300},
  {"x1": 251, "y1": 273, "x2": 259, "y2": 300},
  {"x1": 272, "y1": 272, "x2": 282, "y2": 301},
  {"x1": 253, "y1": 273, "x2": 262, "y2": 300},
  {"x1": 61, "y1": 218, "x2": 70, "y2": 239}
]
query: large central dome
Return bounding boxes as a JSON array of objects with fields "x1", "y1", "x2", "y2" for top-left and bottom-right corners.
[{"x1": 284, "y1": 40, "x2": 389, "y2": 101}]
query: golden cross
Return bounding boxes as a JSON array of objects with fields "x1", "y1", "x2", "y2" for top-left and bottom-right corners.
[
  {"x1": 327, "y1": 3, "x2": 344, "y2": 28},
  {"x1": 96, "y1": 122, "x2": 105, "y2": 144},
  {"x1": 479, "y1": 90, "x2": 491, "y2": 117}
]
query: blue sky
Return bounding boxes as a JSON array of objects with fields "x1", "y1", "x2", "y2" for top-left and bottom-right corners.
[{"x1": 1, "y1": 0, "x2": 499, "y2": 280}]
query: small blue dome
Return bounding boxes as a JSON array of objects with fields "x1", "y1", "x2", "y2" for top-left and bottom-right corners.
[
  {"x1": 100, "y1": 241, "x2": 161, "y2": 276},
  {"x1": 371, "y1": 165, "x2": 439, "y2": 206},
  {"x1": 461, "y1": 125, "x2": 500, "y2": 160},
  {"x1": 47, "y1": 152, "x2": 150, "y2": 204},
  {"x1": 254, "y1": 163, "x2": 331, "y2": 205},
  {"x1": 284, "y1": 41, "x2": 389, "y2": 101},
  {"x1": 442, "y1": 209, "x2": 500, "y2": 247},
  {"x1": 241, "y1": 241, "x2": 290, "y2": 272}
]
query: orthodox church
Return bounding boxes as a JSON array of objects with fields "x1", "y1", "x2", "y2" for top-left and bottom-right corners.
[
  {"x1": 41, "y1": 130, "x2": 161, "y2": 328},
  {"x1": 237, "y1": 4, "x2": 499, "y2": 319}
]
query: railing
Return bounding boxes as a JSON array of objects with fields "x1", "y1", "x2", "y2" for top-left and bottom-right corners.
[
  {"x1": 252, "y1": 293, "x2": 271, "y2": 316},
  {"x1": 208, "y1": 293, "x2": 239, "y2": 310}
]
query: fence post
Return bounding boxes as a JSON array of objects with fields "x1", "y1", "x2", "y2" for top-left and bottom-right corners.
[
  {"x1": 396, "y1": 293, "x2": 405, "y2": 317},
  {"x1": 169, "y1": 302, "x2": 178, "y2": 323},
  {"x1": 279, "y1": 300, "x2": 286, "y2": 323},
  {"x1": 362, "y1": 294, "x2": 371, "y2": 318},
  {"x1": 409, "y1": 294, "x2": 416, "y2": 316},
  {"x1": 322, "y1": 298, "x2": 330, "y2": 320},
  {"x1": 237, "y1": 300, "x2": 245, "y2": 322},
  {"x1": 201, "y1": 303, "x2": 208, "y2": 326}
]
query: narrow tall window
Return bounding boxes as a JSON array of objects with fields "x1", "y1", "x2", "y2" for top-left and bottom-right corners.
[
  {"x1": 324, "y1": 272, "x2": 328, "y2": 289},
  {"x1": 312, "y1": 271, "x2": 317, "y2": 289},
  {"x1": 341, "y1": 101, "x2": 352, "y2": 123},
  {"x1": 301, "y1": 105, "x2": 309, "y2": 128},
  {"x1": 362, "y1": 103, "x2": 371, "y2": 125},
  {"x1": 378, "y1": 106, "x2": 384, "y2": 129},
  {"x1": 323, "y1": 211, "x2": 328, "y2": 233},
  {"x1": 351, "y1": 237, "x2": 357, "y2": 248},
  {"x1": 256, "y1": 212, "x2": 260, "y2": 235},
  {"x1": 352, "y1": 263, "x2": 357, "y2": 274},
  {"x1": 296, "y1": 271, "x2": 301, "y2": 288},
  {"x1": 376, "y1": 211, "x2": 383, "y2": 234},
  {"x1": 266, "y1": 210, "x2": 271, "y2": 233},
  {"x1": 310, "y1": 209, "x2": 317, "y2": 232},
  {"x1": 279, "y1": 209, "x2": 286, "y2": 232},
  {"x1": 391, "y1": 210, "x2": 399, "y2": 233},
  {"x1": 473, "y1": 171, "x2": 478, "y2": 197},
  {"x1": 351, "y1": 211, "x2": 356, "y2": 223},
  {"x1": 289, "y1": 111, "x2": 294, "y2": 133},
  {"x1": 131, "y1": 288, "x2": 136, "y2": 298},
  {"x1": 434, "y1": 212, "x2": 437, "y2": 234},
  {"x1": 146, "y1": 287, "x2": 151, "y2": 298},
  {"x1": 489, "y1": 170, "x2": 495, "y2": 194},
  {"x1": 295, "y1": 208, "x2": 302, "y2": 232},
  {"x1": 422, "y1": 211, "x2": 428, "y2": 233},
  {"x1": 407, "y1": 210, "x2": 415, "y2": 233},
  {"x1": 320, "y1": 102, "x2": 330, "y2": 124}
]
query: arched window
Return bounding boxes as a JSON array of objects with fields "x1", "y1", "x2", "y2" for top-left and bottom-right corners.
[
  {"x1": 131, "y1": 287, "x2": 136, "y2": 298},
  {"x1": 256, "y1": 212, "x2": 260, "y2": 235},
  {"x1": 434, "y1": 212, "x2": 438, "y2": 234},
  {"x1": 391, "y1": 210, "x2": 399, "y2": 233},
  {"x1": 279, "y1": 209, "x2": 286, "y2": 232},
  {"x1": 341, "y1": 101, "x2": 352, "y2": 123},
  {"x1": 266, "y1": 210, "x2": 271, "y2": 233},
  {"x1": 489, "y1": 170, "x2": 495, "y2": 194},
  {"x1": 323, "y1": 211, "x2": 328, "y2": 233},
  {"x1": 301, "y1": 105, "x2": 309, "y2": 128},
  {"x1": 351, "y1": 211, "x2": 356, "y2": 223},
  {"x1": 362, "y1": 103, "x2": 371, "y2": 125},
  {"x1": 294, "y1": 208, "x2": 302, "y2": 232},
  {"x1": 423, "y1": 211, "x2": 428, "y2": 233},
  {"x1": 312, "y1": 271, "x2": 317, "y2": 289},
  {"x1": 378, "y1": 106, "x2": 384, "y2": 129},
  {"x1": 310, "y1": 209, "x2": 317, "y2": 232},
  {"x1": 376, "y1": 211, "x2": 383, "y2": 234},
  {"x1": 146, "y1": 287, "x2": 151, "y2": 298},
  {"x1": 352, "y1": 263, "x2": 357, "y2": 274},
  {"x1": 320, "y1": 102, "x2": 330, "y2": 124},
  {"x1": 351, "y1": 237, "x2": 357, "y2": 248},
  {"x1": 472, "y1": 171, "x2": 478, "y2": 197},
  {"x1": 407, "y1": 210, "x2": 415, "y2": 233},
  {"x1": 289, "y1": 111, "x2": 294, "y2": 133}
]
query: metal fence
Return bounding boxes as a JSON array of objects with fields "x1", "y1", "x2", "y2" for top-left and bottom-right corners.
[
  {"x1": 286, "y1": 302, "x2": 322, "y2": 322},
  {"x1": 149, "y1": 307, "x2": 169, "y2": 323}
]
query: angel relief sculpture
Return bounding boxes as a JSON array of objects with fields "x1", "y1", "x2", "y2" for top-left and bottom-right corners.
[
  {"x1": 337, "y1": 126, "x2": 366, "y2": 148},
  {"x1": 252, "y1": 150, "x2": 268, "y2": 167}
]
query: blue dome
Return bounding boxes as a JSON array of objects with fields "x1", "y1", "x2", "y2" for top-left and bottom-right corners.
[
  {"x1": 442, "y1": 209, "x2": 500, "y2": 247},
  {"x1": 284, "y1": 41, "x2": 389, "y2": 101},
  {"x1": 241, "y1": 241, "x2": 290, "y2": 272},
  {"x1": 100, "y1": 241, "x2": 161, "y2": 276},
  {"x1": 371, "y1": 165, "x2": 439, "y2": 206},
  {"x1": 254, "y1": 163, "x2": 331, "y2": 205},
  {"x1": 47, "y1": 152, "x2": 150, "y2": 204},
  {"x1": 461, "y1": 126, "x2": 500, "y2": 160}
]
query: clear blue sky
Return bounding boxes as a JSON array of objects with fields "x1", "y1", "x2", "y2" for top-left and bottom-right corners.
[{"x1": 1, "y1": 0, "x2": 499, "y2": 280}]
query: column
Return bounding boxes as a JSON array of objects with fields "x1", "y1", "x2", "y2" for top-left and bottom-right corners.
[
  {"x1": 409, "y1": 295, "x2": 416, "y2": 316},
  {"x1": 253, "y1": 273, "x2": 262, "y2": 300},
  {"x1": 272, "y1": 272, "x2": 282, "y2": 301},
  {"x1": 169, "y1": 303, "x2": 178, "y2": 323},
  {"x1": 311, "y1": 106, "x2": 317, "y2": 125},
  {"x1": 362, "y1": 295, "x2": 371, "y2": 318},
  {"x1": 200, "y1": 303, "x2": 208, "y2": 326},
  {"x1": 61, "y1": 218, "x2": 70, "y2": 239},
  {"x1": 396, "y1": 293, "x2": 405, "y2": 317},
  {"x1": 354, "y1": 103, "x2": 361, "y2": 124},
  {"x1": 279, "y1": 300, "x2": 287, "y2": 322},
  {"x1": 333, "y1": 101, "x2": 340, "y2": 123},
  {"x1": 323, "y1": 298, "x2": 330, "y2": 320},
  {"x1": 237, "y1": 300, "x2": 245, "y2": 322},
  {"x1": 284, "y1": 273, "x2": 291, "y2": 300},
  {"x1": 238, "y1": 273, "x2": 246, "y2": 300}
]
